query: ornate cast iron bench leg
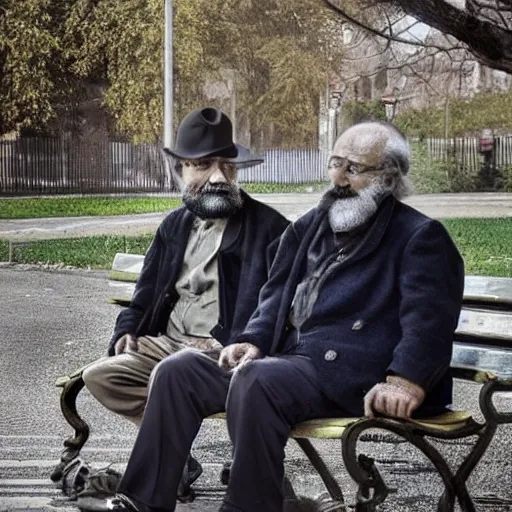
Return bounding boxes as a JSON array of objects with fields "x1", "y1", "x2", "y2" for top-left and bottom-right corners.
[
  {"x1": 352, "y1": 453, "x2": 388, "y2": 512},
  {"x1": 439, "y1": 378, "x2": 512, "y2": 511},
  {"x1": 341, "y1": 417, "x2": 486, "y2": 512},
  {"x1": 51, "y1": 366, "x2": 91, "y2": 482},
  {"x1": 294, "y1": 438, "x2": 347, "y2": 511}
]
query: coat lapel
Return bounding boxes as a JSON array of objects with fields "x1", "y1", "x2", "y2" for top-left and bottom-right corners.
[
  {"x1": 219, "y1": 191, "x2": 249, "y2": 252},
  {"x1": 339, "y1": 195, "x2": 396, "y2": 268}
]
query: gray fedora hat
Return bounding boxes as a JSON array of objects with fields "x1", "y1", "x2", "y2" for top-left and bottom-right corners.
[{"x1": 163, "y1": 107, "x2": 263, "y2": 167}]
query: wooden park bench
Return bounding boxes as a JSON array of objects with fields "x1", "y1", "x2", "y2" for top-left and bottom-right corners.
[{"x1": 51, "y1": 253, "x2": 512, "y2": 512}]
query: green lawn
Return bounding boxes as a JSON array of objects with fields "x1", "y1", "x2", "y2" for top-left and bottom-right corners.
[
  {"x1": 1, "y1": 218, "x2": 511, "y2": 277},
  {"x1": 0, "y1": 235, "x2": 154, "y2": 269},
  {"x1": 0, "y1": 184, "x2": 326, "y2": 219},
  {"x1": 441, "y1": 218, "x2": 512, "y2": 277},
  {"x1": 241, "y1": 182, "x2": 326, "y2": 194},
  {"x1": 0, "y1": 197, "x2": 181, "y2": 219}
]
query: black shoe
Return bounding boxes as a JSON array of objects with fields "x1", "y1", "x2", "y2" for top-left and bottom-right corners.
[
  {"x1": 220, "y1": 461, "x2": 231, "y2": 485},
  {"x1": 105, "y1": 494, "x2": 141, "y2": 511},
  {"x1": 176, "y1": 455, "x2": 203, "y2": 503},
  {"x1": 61, "y1": 457, "x2": 91, "y2": 499},
  {"x1": 103, "y1": 494, "x2": 169, "y2": 512}
]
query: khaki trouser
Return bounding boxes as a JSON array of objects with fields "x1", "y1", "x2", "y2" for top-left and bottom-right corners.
[{"x1": 82, "y1": 335, "x2": 219, "y2": 425}]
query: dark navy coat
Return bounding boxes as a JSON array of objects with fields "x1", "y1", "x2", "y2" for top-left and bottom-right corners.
[
  {"x1": 234, "y1": 196, "x2": 465, "y2": 417},
  {"x1": 109, "y1": 191, "x2": 289, "y2": 355}
]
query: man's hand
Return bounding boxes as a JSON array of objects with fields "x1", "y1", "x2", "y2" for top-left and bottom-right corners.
[
  {"x1": 364, "y1": 375, "x2": 425, "y2": 419},
  {"x1": 219, "y1": 343, "x2": 262, "y2": 370},
  {"x1": 114, "y1": 334, "x2": 138, "y2": 355}
]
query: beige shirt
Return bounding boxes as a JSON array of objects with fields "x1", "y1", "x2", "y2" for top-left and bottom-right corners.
[{"x1": 167, "y1": 217, "x2": 227, "y2": 342}]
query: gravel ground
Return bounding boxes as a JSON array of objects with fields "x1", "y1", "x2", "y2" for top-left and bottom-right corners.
[{"x1": 1, "y1": 268, "x2": 512, "y2": 511}]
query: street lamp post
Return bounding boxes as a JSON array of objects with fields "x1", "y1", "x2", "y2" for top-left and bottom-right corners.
[
  {"x1": 381, "y1": 87, "x2": 397, "y2": 122},
  {"x1": 163, "y1": 0, "x2": 173, "y2": 149}
]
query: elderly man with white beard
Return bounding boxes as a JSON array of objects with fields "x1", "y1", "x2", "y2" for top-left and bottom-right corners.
[{"x1": 109, "y1": 121, "x2": 465, "y2": 512}]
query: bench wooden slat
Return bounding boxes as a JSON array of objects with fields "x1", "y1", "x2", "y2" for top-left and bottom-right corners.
[
  {"x1": 456, "y1": 308, "x2": 512, "y2": 343},
  {"x1": 207, "y1": 411, "x2": 473, "y2": 439},
  {"x1": 464, "y1": 275, "x2": 512, "y2": 306},
  {"x1": 107, "y1": 297, "x2": 132, "y2": 307},
  {"x1": 111, "y1": 253, "x2": 145, "y2": 275},
  {"x1": 451, "y1": 343, "x2": 512, "y2": 381},
  {"x1": 107, "y1": 270, "x2": 140, "y2": 283}
]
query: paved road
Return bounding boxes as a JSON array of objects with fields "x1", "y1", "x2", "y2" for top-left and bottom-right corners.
[
  {"x1": 1, "y1": 193, "x2": 511, "y2": 241},
  {"x1": 1, "y1": 268, "x2": 512, "y2": 511}
]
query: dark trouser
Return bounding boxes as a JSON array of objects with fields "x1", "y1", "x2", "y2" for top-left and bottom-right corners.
[{"x1": 118, "y1": 349, "x2": 345, "y2": 512}]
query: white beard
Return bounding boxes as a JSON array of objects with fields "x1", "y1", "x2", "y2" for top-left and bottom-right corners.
[{"x1": 328, "y1": 184, "x2": 386, "y2": 233}]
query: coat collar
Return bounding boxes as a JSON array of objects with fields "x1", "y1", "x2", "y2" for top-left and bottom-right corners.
[{"x1": 220, "y1": 207, "x2": 243, "y2": 252}]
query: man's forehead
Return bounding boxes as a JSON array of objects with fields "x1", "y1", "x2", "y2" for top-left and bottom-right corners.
[{"x1": 332, "y1": 124, "x2": 393, "y2": 167}]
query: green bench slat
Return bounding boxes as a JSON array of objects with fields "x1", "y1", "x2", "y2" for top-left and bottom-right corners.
[
  {"x1": 107, "y1": 270, "x2": 140, "y2": 283},
  {"x1": 207, "y1": 411, "x2": 474, "y2": 439}
]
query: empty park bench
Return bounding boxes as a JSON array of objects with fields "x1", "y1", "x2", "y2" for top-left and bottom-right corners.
[{"x1": 51, "y1": 253, "x2": 512, "y2": 511}]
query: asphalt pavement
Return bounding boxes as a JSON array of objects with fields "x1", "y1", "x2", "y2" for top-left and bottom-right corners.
[
  {"x1": 1, "y1": 268, "x2": 512, "y2": 511},
  {"x1": 1, "y1": 192, "x2": 512, "y2": 511}
]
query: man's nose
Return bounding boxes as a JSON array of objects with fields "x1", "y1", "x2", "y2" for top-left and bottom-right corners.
[{"x1": 208, "y1": 163, "x2": 228, "y2": 184}]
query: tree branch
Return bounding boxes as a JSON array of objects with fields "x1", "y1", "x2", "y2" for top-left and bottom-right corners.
[
  {"x1": 322, "y1": 0, "x2": 512, "y2": 74},
  {"x1": 321, "y1": 0, "x2": 440, "y2": 48},
  {"x1": 322, "y1": 0, "x2": 469, "y2": 52}
]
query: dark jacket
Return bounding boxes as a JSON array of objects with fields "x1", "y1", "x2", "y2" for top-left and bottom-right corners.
[
  {"x1": 234, "y1": 196, "x2": 465, "y2": 417},
  {"x1": 109, "y1": 191, "x2": 289, "y2": 355}
]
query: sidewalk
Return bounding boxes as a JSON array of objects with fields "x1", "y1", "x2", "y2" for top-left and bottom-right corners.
[{"x1": 0, "y1": 193, "x2": 511, "y2": 242}]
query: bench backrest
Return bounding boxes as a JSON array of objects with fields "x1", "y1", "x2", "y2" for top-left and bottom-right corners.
[{"x1": 108, "y1": 253, "x2": 512, "y2": 381}]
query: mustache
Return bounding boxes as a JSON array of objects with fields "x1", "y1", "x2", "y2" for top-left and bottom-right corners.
[
  {"x1": 197, "y1": 183, "x2": 236, "y2": 195},
  {"x1": 324, "y1": 186, "x2": 358, "y2": 199}
]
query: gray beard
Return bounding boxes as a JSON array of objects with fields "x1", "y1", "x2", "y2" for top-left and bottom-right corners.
[
  {"x1": 182, "y1": 183, "x2": 243, "y2": 219},
  {"x1": 328, "y1": 184, "x2": 386, "y2": 233}
]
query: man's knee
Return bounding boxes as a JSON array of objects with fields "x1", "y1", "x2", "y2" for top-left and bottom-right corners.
[
  {"x1": 82, "y1": 355, "x2": 149, "y2": 419},
  {"x1": 82, "y1": 357, "x2": 109, "y2": 396},
  {"x1": 229, "y1": 359, "x2": 271, "y2": 399},
  {"x1": 152, "y1": 349, "x2": 210, "y2": 385}
]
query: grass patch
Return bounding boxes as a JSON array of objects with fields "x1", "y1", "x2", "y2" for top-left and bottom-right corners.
[
  {"x1": 0, "y1": 239, "x2": 8, "y2": 261},
  {"x1": 241, "y1": 182, "x2": 327, "y2": 194},
  {"x1": 0, "y1": 197, "x2": 181, "y2": 219},
  {"x1": 3, "y1": 235, "x2": 153, "y2": 268},
  {"x1": 0, "y1": 185, "x2": 327, "y2": 219},
  {"x1": 1, "y1": 218, "x2": 511, "y2": 276},
  {"x1": 440, "y1": 218, "x2": 512, "y2": 277}
]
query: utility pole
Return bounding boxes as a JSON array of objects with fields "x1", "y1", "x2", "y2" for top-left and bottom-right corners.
[{"x1": 163, "y1": 0, "x2": 173, "y2": 149}]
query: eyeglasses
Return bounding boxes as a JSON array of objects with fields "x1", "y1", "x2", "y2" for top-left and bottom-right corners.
[
  {"x1": 183, "y1": 157, "x2": 236, "y2": 173},
  {"x1": 327, "y1": 157, "x2": 385, "y2": 176}
]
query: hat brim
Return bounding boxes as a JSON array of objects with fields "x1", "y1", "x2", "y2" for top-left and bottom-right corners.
[
  {"x1": 163, "y1": 143, "x2": 263, "y2": 169},
  {"x1": 163, "y1": 142, "x2": 237, "y2": 160},
  {"x1": 232, "y1": 144, "x2": 263, "y2": 168}
]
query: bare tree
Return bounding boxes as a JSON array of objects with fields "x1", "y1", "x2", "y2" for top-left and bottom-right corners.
[
  {"x1": 334, "y1": 20, "x2": 479, "y2": 116},
  {"x1": 322, "y1": 0, "x2": 512, "y2": 74}
]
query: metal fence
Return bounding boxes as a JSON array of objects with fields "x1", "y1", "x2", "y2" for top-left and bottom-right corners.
[
  {"x1": 427, "y1": 135, "x2": 512, "y2": 172},
  {"x1": 238, "y1": 149, "x2": 329, "y2": 183},
  {"x1": 0, "y1": 138, "x2": 167, "y2": 195},
  {"x1": 0, "y1": 137, "x2": 330, "y2": 195},
  {"x1": 2, "y1": 135, "x2": 512, "y2": 195}
]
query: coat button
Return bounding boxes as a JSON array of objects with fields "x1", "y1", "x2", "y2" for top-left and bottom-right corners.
[
  {"x1": 324, "y1": 350, "x2": 338, "y2": 362},
  {"x1": 352, "y1": 319, "x2": 365, "y2": 331}
]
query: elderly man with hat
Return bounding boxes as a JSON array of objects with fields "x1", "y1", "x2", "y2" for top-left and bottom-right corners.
[
  {"x1": 109, "y1": 121, "x2": 464, "y2": 512},
  {"x1": 81, "y1": 107, "x2": 289, "y2": 493}
]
